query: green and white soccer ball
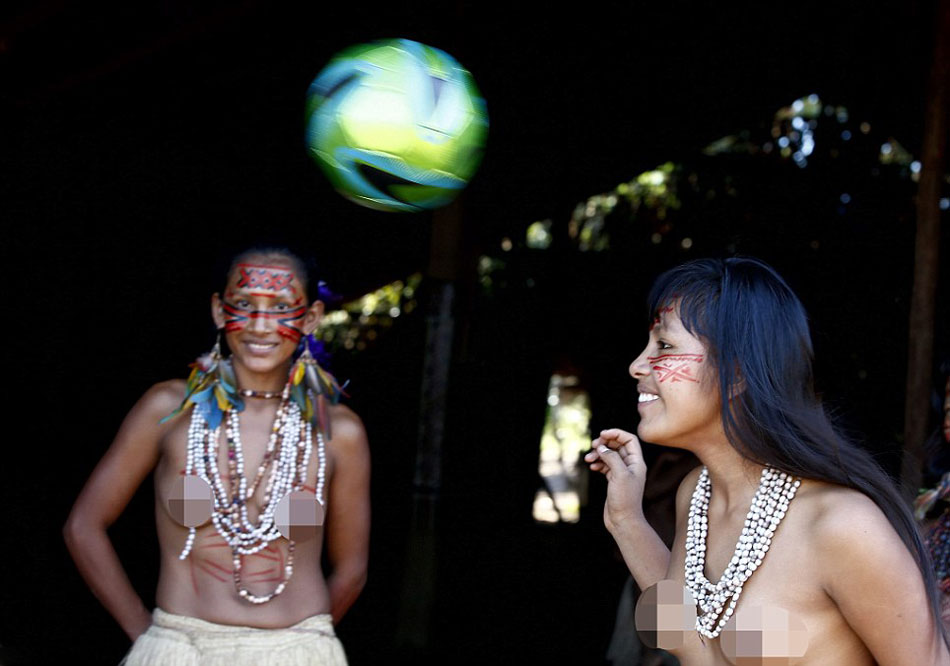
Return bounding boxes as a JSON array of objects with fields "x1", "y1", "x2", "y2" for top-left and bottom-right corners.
[{"x1": 305, "y1": 38, "x2": 489, "y2": 213}]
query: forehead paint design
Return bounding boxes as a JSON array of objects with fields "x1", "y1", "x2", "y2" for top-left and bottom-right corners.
[
  {"x1": 650, "y1": 304, "x2": 676, "y2": 331},
  {"x1": 222, "y1": 301, "x2": 308, "y2": 343},
  {"x1": 235, "y1": 264, "x2": 300, "y2": 296},
  {"x1": 647, "y1": 353, "x2": 704, "y2": 383}
]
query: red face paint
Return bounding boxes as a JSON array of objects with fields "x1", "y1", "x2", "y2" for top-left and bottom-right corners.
[
  {"x1": 235, "y1": 264, "x2": 299, "y2": 296},
  {"x1": 647, "y1": 353, "x2": 704, "y2": 383},
  {"x1": 649, "y1": 304, "x2": 676, "y2": 331},
  {"x1": 222, "y1": 301, "x2": 307, "y2": 343},
  {"x1": 222, "y1": 263, "x2": 309, "y2": 344}
]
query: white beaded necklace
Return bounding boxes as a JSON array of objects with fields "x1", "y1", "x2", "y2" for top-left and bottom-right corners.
[
  {"x1": 685, "y1": 466, "x2": 801, "y2": 639},
  {"x1": 178, "y1": 383, "x2": 327, "y2": 604}
]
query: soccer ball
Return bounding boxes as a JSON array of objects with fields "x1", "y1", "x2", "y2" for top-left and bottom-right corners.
[{"x1": 305, "y1": 38, "x2": 489, "y2": 213}]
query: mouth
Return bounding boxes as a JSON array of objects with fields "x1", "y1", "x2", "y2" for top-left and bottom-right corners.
[
  {"x1": 244, "y1": 340, "x2": 280, "y2": 354},
  {"x1": 638, "y1": 392, "x2": 660, "y2": 404}
]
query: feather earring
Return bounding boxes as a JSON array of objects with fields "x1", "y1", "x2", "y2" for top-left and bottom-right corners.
[
  {"x1": 290, "y1": 333, "x2": 347, "y2": 439},
  {"x1": 161, "y1": 329, "x2": 244, "y2": 428}
]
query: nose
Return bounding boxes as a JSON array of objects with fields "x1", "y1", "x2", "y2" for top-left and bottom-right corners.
[
  {"x1": 629, "y1": 347, "x2": 651, "y2": 380},
  {"x1": 247, "y1": 310, "x2": 276, "y2": 334}
]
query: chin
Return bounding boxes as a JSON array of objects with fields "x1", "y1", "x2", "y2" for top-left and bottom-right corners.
[
  {"x1": 636, "y1": 422, "x2": 661, "y2": 446},
  {"x1": 637, "y1": 424, "x2": 690, "y2": 451},
  {"x1": 232, "y1": 353, "x2": 294, "y2": 376}
]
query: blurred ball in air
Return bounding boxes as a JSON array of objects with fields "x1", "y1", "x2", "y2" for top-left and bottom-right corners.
[{"x1": 306, "y1": 38, "x2": 489, "y2": 213}]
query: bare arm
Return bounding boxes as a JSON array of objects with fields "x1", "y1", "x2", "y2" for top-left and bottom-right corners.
[
  {"x1": 816, "y1": 490, "x2": 950, "y2": 665},
  {"x1": 585, "y1": 429, "x2": 694, "y2": 591},
  {"x1": 608, "y1": 510, "x2": 673, "y2": 592},
  {"x1": 324, "y1": 406, "x2": 371, "y2": 624},
  {"x1": 63, "y1": 381, "x2": 182, "y2": 641}
]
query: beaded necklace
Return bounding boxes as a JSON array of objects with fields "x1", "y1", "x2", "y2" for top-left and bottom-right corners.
[
  {"x1": 685, "y1": 466, "x2": 801, "y2": 639},
  {"x1": 239, "y1": 388, "x2": 283, "y2": 399},
  {"x1": 178, "y1": 383, "x2": 327, "y2": 604}
]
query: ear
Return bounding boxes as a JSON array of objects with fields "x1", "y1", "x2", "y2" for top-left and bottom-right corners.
[
  {"x1": 302, "y1": 300, "x2": 325, "y2": 336},
  {"x1": 210, "y1": 292, "x2": 226, "y2": 330},
  {"x1": 728, "y1": 381, "x2": 746, "y2": 401},
  {"x1": 727, "y1": 365, "x2": 746, "y2": 401}
]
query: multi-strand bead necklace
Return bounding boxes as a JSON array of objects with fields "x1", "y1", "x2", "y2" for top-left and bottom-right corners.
[
  {"x1": 178, "y1": 382, "x2": 327, "y2": 604},
  {"x1": 685, "y1": 466, "x2": 801, "y2": 639}
]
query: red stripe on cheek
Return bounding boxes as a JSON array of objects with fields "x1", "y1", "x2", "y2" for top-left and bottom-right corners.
[
  {"x1": 277, "y1": 327, "x2": 302, "y2": 342},
  {"x1": 648, "y1": 354, "x2": 704, "y2": 383}
]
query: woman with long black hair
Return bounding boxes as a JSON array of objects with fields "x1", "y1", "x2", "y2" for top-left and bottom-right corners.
[{"x1": 586, "y1": 257, "x2": 949, "y2": 664}]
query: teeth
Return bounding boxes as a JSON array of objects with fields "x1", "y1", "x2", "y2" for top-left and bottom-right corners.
[
  {"x1": 638, "y1": 392, "x2": 659, "y2": 403},
  {"x1": 248, "y1": 342, "x2": 277, "y2": 350}
]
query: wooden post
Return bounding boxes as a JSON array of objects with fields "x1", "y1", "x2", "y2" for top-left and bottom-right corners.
[
  {"x1": 395, "y1": 200, "x2": 462, "y2": 652},
  {"x1": 901, "y1": 0, "x2": 949, "y2": 497}
]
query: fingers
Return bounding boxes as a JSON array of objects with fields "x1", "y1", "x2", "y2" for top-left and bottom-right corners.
[
  {"x1": 588, "y1": 428, "x2": 644, "y2": 476},
  {"x1": 584, "y1": 448, "x2": 608, "y2": 474},
  {"x1": 597, "y1": 428, "x2": 643, "y2": 456},
  {"x1": 600, "y1": 429, "x2": 644, "y2": 455},
  {"x1": 585, "y1": 446, "x2": 622, "y2": 475},
  {"x1": 599, "y1": 428, "x2": 639, "y2": 446},
  {"x1": 592, "y1": 444, "x2": 624, "y2": 474}
]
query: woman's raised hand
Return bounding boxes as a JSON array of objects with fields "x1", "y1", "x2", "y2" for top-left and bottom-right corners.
[{"x1": 585, "y1": 428, "x2": 649, "y2": 533}]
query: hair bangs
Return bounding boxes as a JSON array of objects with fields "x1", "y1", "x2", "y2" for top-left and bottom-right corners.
[{"x1": 647, "y1": 259, "x2": 722, "y2": 351}]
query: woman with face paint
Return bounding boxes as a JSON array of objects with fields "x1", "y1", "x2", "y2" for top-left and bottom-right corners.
[
  {"x1": 586, "y1": 257, "x2": 949, "y2": 665},
  {"x1": 64, "y1": 247, "x2": 370, "y2": 665}
]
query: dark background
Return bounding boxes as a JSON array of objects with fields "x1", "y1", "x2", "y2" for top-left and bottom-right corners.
[{"x1": 3, "y1": 1, "x2": 948, "y2": 664}]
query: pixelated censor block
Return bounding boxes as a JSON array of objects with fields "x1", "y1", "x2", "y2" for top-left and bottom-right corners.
[
  {"x1": 167, "y1": 476, "x2": 213, "y2": 527},
  {"x1": 275, "y1": 491, "x2": 324, "y2": 542},
  {"x1": 635, "y1": 580, "x2": 698, "y2": 649},
  {"x1": 720, "y1": 605, "x2": 809, "y2": 665}
]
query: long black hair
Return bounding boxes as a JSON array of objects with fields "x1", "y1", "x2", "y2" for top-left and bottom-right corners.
[{"x1": 648, "y1": 256, "x2": 949, "y2": 648}]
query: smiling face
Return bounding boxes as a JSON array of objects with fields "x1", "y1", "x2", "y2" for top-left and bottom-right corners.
[
  {"x1": 211, "y1": 257, "x2": 323, "y2": 381},
  {"x1": 629, "y1": 303, "x2": 724, "y2": 448}
]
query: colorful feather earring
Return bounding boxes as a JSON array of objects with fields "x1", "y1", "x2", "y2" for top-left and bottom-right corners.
[
  {"x1": 161, "y1": 329, "x2": 244, "y2": 429},
  {"x1": 290, "y1": 333, "x2": 346, "y2": 439}
]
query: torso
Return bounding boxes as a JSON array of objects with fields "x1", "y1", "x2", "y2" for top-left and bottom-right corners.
[
  {"x1": 664, "y1": 470, "x2": 876, "y2": 665},
  {"x1": 153, "y1": 388, "x2": 341, "y2": 628}
]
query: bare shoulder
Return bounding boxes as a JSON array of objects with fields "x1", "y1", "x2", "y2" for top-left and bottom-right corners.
[
  {"x1": 65, "y1": 378, "x2": 189, "y2": 528},
  {"x1": 795, "y1": 479, "x2": 893, "y2": 540},
  {"x1": 327, "y1": 403, "x2": 369, "y2": 453},
  {"x1": 325, "y1": 404, "x2": 370, "y2": 501},
  {"x1": 794, "y1": 479, "x2": 910, "y2": 584},
  {"x1": 140, "y1": 378, "x2": 187, "y2": 415},
  {"x1": 791, "y1": 482, "x2": 949, "y2": 664},
  {"x1": 675, "y1": 465, "x2": 705, "y2": 508},
  {"x1": 110, "y1": 378, "x2": 188, "y2": 437}
]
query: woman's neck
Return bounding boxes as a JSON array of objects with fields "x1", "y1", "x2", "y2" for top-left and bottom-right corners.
[
  {"x1": 230, "y1": 359, "x2": 293, "y2": 395},
  {"x1": 694, "y1": 443, "x2": 766, "y2": 515}
]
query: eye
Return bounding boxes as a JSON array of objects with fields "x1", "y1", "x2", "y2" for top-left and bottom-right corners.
[{"x1": 657, "y1": 339, "x2": 673, "y2": 350}]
